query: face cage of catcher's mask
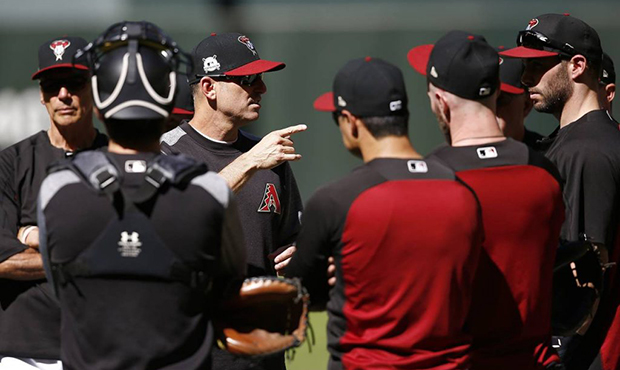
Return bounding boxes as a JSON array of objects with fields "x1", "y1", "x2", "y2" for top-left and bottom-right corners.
[{"x1": 91, "y1": 50, "x2": 177, "y2": 119}]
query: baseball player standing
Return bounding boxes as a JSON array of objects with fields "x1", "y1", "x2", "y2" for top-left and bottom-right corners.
[
  {"x1": 500, "y1": 13, "x2": 620, "y2": 370},
  {"x1": 408, "y1": 30, "x2": 565, "y2": 370},
  {"x1": 0, "y1": 36, "x2": 107, "y2": 369},
  {"x1": 160, "y1": 32, "x2": 304, "y2": 370},
  {"x1": 286, "y1": 57, "x2": 484, "y2": 370},
  {"x1": 38, "y1": 21, "x2": 246, "y2": 370}
]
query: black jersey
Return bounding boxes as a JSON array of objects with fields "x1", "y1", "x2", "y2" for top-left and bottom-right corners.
[
  {"x1": 160, "y1": 122, "x2": 302, "y2": 276},
  {"x1": 287, "y1": 157, "x2": 483, "y2": 370},
  {"x1": 0, "y1": 130, "x2": 107, "y2": 359},
  {"x1": 522, "y1": 128, "x2": 545, "y2": 151},
  {"x1": 543, "y1": 110, "x2": 620, "y2": 370},
  {"x1": 38, "y1": 151, "x2": 246, "y2": 370},
  {"x1": 431, "y1": 138, "x2": 565, "y2": 370},
  {"x1": 161, "y1": 122, "x2": 300, "y2": 370}
]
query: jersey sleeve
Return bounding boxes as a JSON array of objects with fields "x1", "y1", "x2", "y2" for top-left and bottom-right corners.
[
  {"x1": 276, "y1": 163, "x2": 302, "y2": 248},
  {"x1": 0, "y1": 147, "x2": 27, "y2": 262},
  {"x1": 579, "y1": 152, "x2": 620, "y2": 246},
  {"x1": 285, "y1": 189, "x2": 334, "y2": 308}
]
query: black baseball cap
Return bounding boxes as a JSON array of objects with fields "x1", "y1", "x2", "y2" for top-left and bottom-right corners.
[
  {"x1": 172, "y1": 73, "x2": 194, "y2": 116},
  {"x1": 189, "y1": 33, "x2": 285, "y2": 84},
  {"x1": 497, "y1": 46, "x2": 525, "y2": 94},
  {"x1": 500, "y1": 13, "x2": 603, "y2": 63},
  {"x1": 408, "y1": 30, "x2": 500, "y2": 100},
  {"x1": 32, "y1": 36, "x2": 89, "y2": 80},
  {"x1": 313, "y1": 57, "x2": 408, "y2": 117},
  {"x1": 601, "y1": 52, "x2": 616, "y2": 85}
]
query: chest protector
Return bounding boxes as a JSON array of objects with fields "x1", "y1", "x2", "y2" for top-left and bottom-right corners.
[{"x1": 49, "y1": 151, "x2": 214, "y2": 292}]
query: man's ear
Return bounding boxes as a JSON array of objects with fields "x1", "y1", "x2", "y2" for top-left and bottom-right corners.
[
  {"x1": 436, "y1": 91, "x2": 451, "y2": 123},
  {"x1": 341, "y1": 110, "x2": 360, "y2": 139},
  {"x1": 200, "y1": 77, "x2": 217, "y2": 101},
  {"x1": 569, "y1": 54, "x2": 588, "y2": 80},
  {"x1": 39, "y1": 88, "x2": 45, "y2": 105},
  {"x1": 606, "y1": 83, "x2": 616, "y2": 104}
]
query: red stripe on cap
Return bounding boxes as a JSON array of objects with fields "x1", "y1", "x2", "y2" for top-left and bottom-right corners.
[
  {"x1": 226, "y1": 59, "x2": 286, "y2": 76},
  {"x1": 172, "y1": 107, "x2": 194, "y2": 115},
  {"x1": 407, "y1": 44, "x2": 434, "y2": 76},
  {"x1": 498, "y1": 46, "x2": 559, "y2": 59},
  {"x1": 31, "y1": 63, "x2": 89, "y2": 80},
  {"x1": 500, "y1": 82, "x2": 525, "y2": 95},
  {"x1": 313, "y1": 92, "x2": 336, "y2": 112}
]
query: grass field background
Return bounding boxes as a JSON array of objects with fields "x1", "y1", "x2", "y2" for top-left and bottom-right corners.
[{"x1": 286, "y1": 312, "x2": 330, "y2": 370}]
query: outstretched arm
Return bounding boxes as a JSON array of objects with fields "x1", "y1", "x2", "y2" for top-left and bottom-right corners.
[{"x1": 218, "y1": 124, "x2": 307, "y2": 193}]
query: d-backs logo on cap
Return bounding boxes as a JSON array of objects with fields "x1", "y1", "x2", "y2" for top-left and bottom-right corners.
[
  {"x1": 258, "y1": 183, "x2": 281, "y2": 214},
  {"x1": 238, "y1": 35, "x2": 257, "y2": 55},
  {"x1": 526, "y1": 18, "x2": 539, "y2": 31},
  {"x1": 50, "y1": 39, "x2": 71, "y2": 61}
]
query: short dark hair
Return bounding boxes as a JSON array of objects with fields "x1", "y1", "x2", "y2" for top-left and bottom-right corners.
[
  {"x1": 104, "y1": 119, "x2": 165, "y2": 148},
  {"x1": 360, "y1": 114, "x2": 409, "y2": 139}
]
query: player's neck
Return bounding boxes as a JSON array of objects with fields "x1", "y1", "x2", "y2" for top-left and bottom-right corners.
[
  {"x1": 189, "y1": 111, "x2": 241, "y2": 142},
  {"x1": 449, "y1": 107, "x2": 504, "y2": 147},
  {"x1": 361, "y1": 136, "x2": 421, "y2": 163},
  {"x1": 48, "y1": 117, "x2": 96, "y2": 151},
  {"x1": 558, "y1": 88, "x2": 601, "y2": 128}
]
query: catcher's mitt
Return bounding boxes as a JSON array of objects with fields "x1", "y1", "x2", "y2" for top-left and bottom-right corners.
[{"x1": 214, "y1": 276, "x2": 310, "y2": 357}]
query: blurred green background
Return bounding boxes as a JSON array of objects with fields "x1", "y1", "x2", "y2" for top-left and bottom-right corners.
[{"x1": 0, "y1": 1, "x2": 618, "y2": 369}]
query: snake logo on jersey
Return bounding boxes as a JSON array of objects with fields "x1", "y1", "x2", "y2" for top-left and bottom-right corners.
[{"x1": 258, "y1": 183, "x2": 281, "y2": 214}]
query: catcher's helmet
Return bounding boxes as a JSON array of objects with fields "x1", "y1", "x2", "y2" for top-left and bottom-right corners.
[{"x1": 76, "y1": 21, "x2": 191, "y2": 120}]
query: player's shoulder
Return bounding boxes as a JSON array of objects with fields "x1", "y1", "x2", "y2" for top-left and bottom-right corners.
[
  {"x1": 38, "y1": 168, "x2": 82, "y2": 210},
  {"x1": 160, "y1": 124, "x2": 190, "y2": 149},
  {"x1": 188, "y1": 171, "x2": 232, "y2": 208},
  {"x1": 1, "y1": 131, "x2": 47, "y2": 157}
]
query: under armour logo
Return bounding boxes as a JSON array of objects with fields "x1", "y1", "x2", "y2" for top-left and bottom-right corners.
[
  {"x1": 257, "y1": 183, "x2": 281, "y2": 214},
  {"x1": 118, "y1": 231, "x2": 142, "y2": 258}
]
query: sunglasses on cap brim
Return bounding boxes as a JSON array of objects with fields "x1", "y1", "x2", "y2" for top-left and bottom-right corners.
[{"x1": 517, "y1": 30, "x2": 576, "y2": 58}]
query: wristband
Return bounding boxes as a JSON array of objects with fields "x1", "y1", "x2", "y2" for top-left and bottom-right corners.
[{"x1": 19, "y1": 226, "x2": 36, "y2": 244}]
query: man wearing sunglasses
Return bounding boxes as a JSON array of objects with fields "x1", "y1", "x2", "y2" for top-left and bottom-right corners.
[
  {"x1": 0, "y1": 36, "x2": 107, "y2": 369},
  {"x1": 160, "y1": 32, "x2": 303, "y2": 370},
  {"x1": 501, "y1": 14, "x2": 620, "y2": 370}
]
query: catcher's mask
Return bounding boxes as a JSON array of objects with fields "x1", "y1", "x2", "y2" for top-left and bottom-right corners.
[{"x1": 75, "y1": 21, "x2": 191, "y2": 120}]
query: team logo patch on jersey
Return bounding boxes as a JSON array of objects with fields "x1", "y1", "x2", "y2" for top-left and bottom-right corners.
[
  {"x1": 258, "y1": 183, "x2": 281, "y2": 214},
  {"x1": 118, "y1": 231, "x2": 142, "y2": 257},
  {"x1": 50, "y1": 39, "x2": 71, "y2": 61},
  {"x1": 407, "y1": 160, "x2": 428, "y2": 173},
  {"x1": 477, "y1": 146, "x2": 498, "y2": 159},
  {"x1": 238, "y1": 35, "x2": 257, "y2": 55},
  {"x1": 526, "y1": 18, "x2": 539, "y2": 30},
  {"x1": 203, "y1": 55, "x2": 220, "y2": 73}
]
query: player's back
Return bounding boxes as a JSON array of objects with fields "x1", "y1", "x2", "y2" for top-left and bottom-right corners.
[
  {"x1": 431, "y1": 138, "x2": 565, "y2": 370},
  {"x1": 39, "y1": 152, "x2": 242, "y2": 370},
  {"x1": 294, "y1": 157, "x2": 483, "y2": 370}
]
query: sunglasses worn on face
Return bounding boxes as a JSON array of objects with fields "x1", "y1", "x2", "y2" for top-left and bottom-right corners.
[
  {"x1": 40, "y1": 78, "x2": 88, "y2": 94},
  {"x1": 517, "y1": 30, "x2": 575, "y2": 58},
  {"x1": 211, "y1": 73, "x2": 263, "y2": 86}
]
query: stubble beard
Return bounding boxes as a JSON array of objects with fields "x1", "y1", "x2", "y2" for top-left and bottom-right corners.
[{"x1": 533, "y1": 64, "x2": 574, "y2": 114}]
